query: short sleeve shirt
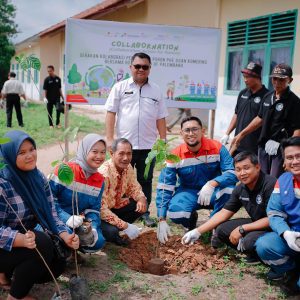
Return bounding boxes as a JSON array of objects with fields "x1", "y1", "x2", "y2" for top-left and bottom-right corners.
[
  {"x1": 43, "y1": 75, "x2": 62, "y2": 102},
  {"x1": 105, "y1": 77, "x2": 168, "y2": 149},
  {"x1": 1, "y1": 78, "x2": 25, "y2": 95},
  {"x1": 258, "y1": 88, "x2": 300, "y2": 146},
  {"x1": 234, "y1": 85, "x2": 269, "y2": 153},
  {"x1": 224, "y1": 172, "x2": 276, "y2": 221}
]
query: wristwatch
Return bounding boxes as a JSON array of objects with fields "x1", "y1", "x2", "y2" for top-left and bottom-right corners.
[{"x1": 239, "y1": 225, "x2": 246, "y2": 237}]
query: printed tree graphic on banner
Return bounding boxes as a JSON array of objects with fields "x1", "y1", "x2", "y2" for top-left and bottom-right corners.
[
  {"x1": 89, "y1": 79, "x2": 99, "y2": 91},
  {"x1": 67, "y1": 64, "x2": 82, "y2": 92}
]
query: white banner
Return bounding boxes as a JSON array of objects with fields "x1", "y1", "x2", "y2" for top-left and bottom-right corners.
[{"x1": 65, "y1": 19, "x2": 221, "y2": 109}]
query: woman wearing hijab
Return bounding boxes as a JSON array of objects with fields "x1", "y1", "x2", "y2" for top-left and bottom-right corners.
[
  {"x1": 0, "y1": 130, "x2": 79, "y2": 300},
  {"x1": 50, "y1": 133, "x2": 106, "y2": 252}
]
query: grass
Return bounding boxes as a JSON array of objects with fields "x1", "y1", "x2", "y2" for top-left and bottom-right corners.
[{"x1": 0, "y1": 102, "x2": 104, "y2": 146}]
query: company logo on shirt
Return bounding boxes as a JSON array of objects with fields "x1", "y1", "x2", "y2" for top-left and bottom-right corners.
[
  {"x1": 276, "y1": 103, "x2": 284, "y2": 111},
  {"x1": 56, "y1": 79, "x2": 59, "y2": 82},
  {"x1": 256, "y1": 194, "x2": 262, "y2": 204},
  {"x1": 254, "y1": 97, "x2": 261, "y2": 104}
]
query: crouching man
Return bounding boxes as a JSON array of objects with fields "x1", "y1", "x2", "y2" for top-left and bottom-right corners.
[
  {"x1": 256, "y1": 137, "x2": 300, "y2": 295},
  {"x1": 99, "y1": 138, "x2": 147, "y2": 245},
  {"x1": 156, "y1": 116, "x2": 238, "y2": 244},
  {"x1": 182, "y1": 151, "x2": 276, "y2": 264}
]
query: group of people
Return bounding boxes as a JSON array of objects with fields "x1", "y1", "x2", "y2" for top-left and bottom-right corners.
[
  {"x1": 1, "y1": 65, "x2": 64, "y2": 129},
  {"x1": 0, "y1": 52, "x2": 299, "y2": 298}
]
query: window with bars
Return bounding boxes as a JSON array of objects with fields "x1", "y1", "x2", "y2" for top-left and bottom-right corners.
[{"x1": 225, "y1": 10, "x2": 297, "y2": 92}]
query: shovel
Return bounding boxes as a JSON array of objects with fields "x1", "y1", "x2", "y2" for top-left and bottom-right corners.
[{"x1": 69, "y1": 274, "x2": 89, "y2": 300}]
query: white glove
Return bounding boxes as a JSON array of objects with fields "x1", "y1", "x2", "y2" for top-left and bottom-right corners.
[
  {"x1": 237, "y1": 238, "x2": 246, "y2": 252},
  {"x1": 181, "y1": 228, "x2": 201, "y2": 245},
  {"x1": 123, "y1": 223, "x2": 140, "y2": 240},
  {"x1": 60, "y1": 98, "x2": 64, "y2": 103},
  {"x1": 66, "y1": 215, "x2": 84, "y2": 229},
  {"x1": 265, "y1": 139, "x2": 280, "y2": 156},
  {"x1": 198, "y1": 183, "x2": 215, "y2": 206},
  {"x1": 283, "y1": 231, "x2": 300, "y2": 252},
  {"x1": 43, "y1": 97, "x2": 48, "y2": 104},
  {"x1": 157, "y1": 220, "x2": 171, "y2": 244},
  {"x1": 220, "y1": 134, "x2": 229, "y2": 145}
]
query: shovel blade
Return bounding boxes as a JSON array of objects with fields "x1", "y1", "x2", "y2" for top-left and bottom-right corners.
[{"x1": 69, "y1": 275, "x2": 89, "y2": 300}]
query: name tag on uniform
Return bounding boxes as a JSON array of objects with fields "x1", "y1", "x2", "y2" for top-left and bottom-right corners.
[
  {"x1": 124, "y1": 91, "x2": 134, "y2": 95},
  {"x1": 241, "y1": 95, "x2": 248, "y2": 99}
]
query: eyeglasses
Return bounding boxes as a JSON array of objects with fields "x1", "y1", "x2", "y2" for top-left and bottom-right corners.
[
  {"x1": 285, "y1": 154, "x2": 300, "y2": 162},
  {"x1": 182, "y1": 127, "x2": 201, "y2": 134},
  {"x1": 133, "y1": 64, "x2": 150, "y2": 71}
]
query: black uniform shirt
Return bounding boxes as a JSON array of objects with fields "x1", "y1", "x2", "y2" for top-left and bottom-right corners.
[
  {"x1": 258, "y1": 87, "x2": 300, "y2": 146},
  {"x1": 234, "y1": 85, "x2": 269, "y2": 153},
  {"x1": 224, "y1": 172, "x2": 276, "y2": 221},
  {"x1": 43, "y1": 75, "x2": 62, "y2": 102}
]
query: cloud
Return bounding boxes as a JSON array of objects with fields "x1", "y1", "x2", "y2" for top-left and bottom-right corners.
[{"x1": 12, "y1": 0, "x2": 102, "y2": 42}]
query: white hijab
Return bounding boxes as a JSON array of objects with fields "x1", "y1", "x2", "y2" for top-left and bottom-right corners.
[{"x1": 75, "y1": 133, "x2": 106, "y2": 178}]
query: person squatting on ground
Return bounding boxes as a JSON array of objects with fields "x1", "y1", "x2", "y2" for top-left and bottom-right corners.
[
  {"x1": 43, "y1": 65, "x2": 64, "y2": 129},
  {"x1": 182, "y1": 151, "x2": 276, "y2": 264},
  {"x1": 0, "y1": 130, "x2": 79, "y2": 300},
  {"x1": 99, "y1": 138, "x2": 147, "y2": 246},
  {"x1": 1, "y1": 72, "x2": 26, "y2": 128},
  {"x1": 105, "y1": 52, "x2": 168, "y2": 227},
  {"x1": 256, "y1": 137, "x2": 300, "y2": 296},
  {"x1": 50, "y1": 134, "x2": 106, "y2": 253},
  {"x1": 156, "y1": 116, "x2": 238, "y2": 244},
  {"x1": 231, "y1": 63, "x2": 300, "y2": 178},
  {"x1": 221, "y1": 62, "x2": 269, "y2": 156}
]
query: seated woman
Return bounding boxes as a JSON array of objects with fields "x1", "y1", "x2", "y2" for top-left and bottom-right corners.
[
  {"x1": 50, "y1": 133, "x2": 106, "y2": 253},
  {"x1": 0, "y1": 130, "x2": 79, "y2": 300}
]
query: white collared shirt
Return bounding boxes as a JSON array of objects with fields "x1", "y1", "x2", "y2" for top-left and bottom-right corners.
[
  {"x1": 105, "y1": 77, "x2": 168, "y2": 149},
  {"x1": 1, "y1": 78, "x2": 25, "y2": 95}
]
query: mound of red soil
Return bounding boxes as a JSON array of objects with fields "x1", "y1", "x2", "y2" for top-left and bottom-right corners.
[{"x1": 119, "y1": 230, "x2": 235, "y2": 275}]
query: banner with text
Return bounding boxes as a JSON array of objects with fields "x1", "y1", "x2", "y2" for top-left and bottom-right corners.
[{"x1": 65, "y1": 19, "x2": 221, "y2": 108}]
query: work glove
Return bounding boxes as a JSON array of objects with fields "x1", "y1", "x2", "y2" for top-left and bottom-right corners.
[
  {"x1": 198, "y1": 183, "x2": 215, "y2": 206},
  {"x1": 123, "y1": 223, "x2": 140, "y2": 240},
  {"x1": 283, "y1": 231, "x2": 300, "y2": 252},
  {"x1": 66, "y1": 215, "x2": 84, "y2": 229},
  {"x1": 220, "y1": 134, "x2": 229, "y2": 145},
  {"x1": 43, "y1": 97, "x2": 48, "y2": 104},
  {"x1": 157, "y1": 220, "x2": 171, "y2": 244},
  {"x1": 60, "y1": 97, "x2": 64, "y2": 103},
  {"x1": 181, "y1": 228, "x2": 201, "y2": 245},
  {"x1": 237, "y1": 237, "x2": 246, "y2": 252},
  {"x1": 265, "y1": 139, "x2": 280, "y2": 156}
]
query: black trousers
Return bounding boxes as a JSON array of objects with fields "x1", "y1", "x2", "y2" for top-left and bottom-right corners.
[
  {"x1": 215, "y1": 218, "x2": 268, "y2": 254},
  {"x1": 101, "y1": 199, "x2": 142, "y2": 244},
  {"x1": 131, "y1": 149, "x2": 155, "y2": 216},
  {"x1": 47, "y1": 101, "x2": 61, "y2": 126},
  {"x1": 6, "y1": 93, "x2": 23, "y2": 127},
  {"x1": 0, "y1": 230, "x2": 65, "y2": 298}
]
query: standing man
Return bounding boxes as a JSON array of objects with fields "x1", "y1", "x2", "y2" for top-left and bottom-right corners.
[
  {"x1": 156, "y1": 116, "x2": 238, "y2": 244},
  {"x1": 43, "y1": 65, "x2": 64, "y2": 129},
  {"x1": 182, "y1": 151, "x2": 276, "y2": 264},
  {"x1": 105, "y1": 52, "x2": 168, "y2": 227},
  {"x1": 1, "y1": 72, "x2": 26, "y2": 128},
  {"x1": 221, "y1": 62, "x2": 268, "y2": 156},
  {"x1": 231, "y1": 64, "x2": 300, "y2": 178},
  {"x1": 256, "y1": 137, "x2": 300, "y2": 295}
]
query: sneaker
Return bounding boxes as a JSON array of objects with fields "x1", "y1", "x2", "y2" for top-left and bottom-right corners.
[
  {"x1": 57, "y1": 124, "x2": 62, "y2": 129},
  {"x1": 244, "y1": 253, "x2": 260, "y2": 265},
  {"x1": 267, "y1": 269, "x2": 285, "y2": 281},
  {"x1": 141, "y1": 214, "x2": 156, "y2": 227},
  {"x1": 49, "y1": 126, "x2": 54, "y2": 129},
  {"x1": 188, "y1": 211, "x2": 198, "y2": 230},
  {"x1": 19, "y1": 124, "x2": 24, "y2": 127}
]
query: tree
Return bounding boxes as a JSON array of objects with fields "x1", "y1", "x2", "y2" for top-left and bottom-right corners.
[
  {"x1": 0, "y1": 0, "x2": 17, "y2": 89},
  {"x1": 67, "y1": 64, "x2": 82, "y2": 92}
]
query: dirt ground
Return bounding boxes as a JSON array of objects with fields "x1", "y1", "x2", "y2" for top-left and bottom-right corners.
[{"x1": 1, "y1": 106, "x2": 298, "y2": 300}]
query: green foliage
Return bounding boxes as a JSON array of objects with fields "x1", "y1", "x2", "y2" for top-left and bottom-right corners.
[
  {"x1": 191, "y1": 284, "x2": 203, "y2": 295},
  {"x1": 68, "y1": 64, "x2": 82, "y2": 85},
  {"x1": 0, "y1": 0, "x2": 17, "y2": 87},
  {"x1": 15, "y1": 54, "x2": 41, "y2": 71},
  {"x1": 144, "y1": 138, "x2": 180, "y2": 179},
  {"x1": 57, "y1": 163, "x2": 74, "y2": 185}
]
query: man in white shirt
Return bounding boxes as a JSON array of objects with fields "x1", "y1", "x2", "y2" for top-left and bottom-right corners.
[
  {"x1": 1, "y1": 72, "x2": 26, "y2": 128},
  {"x1": 105, "y1": 52, "x2": 168, "y2": 226}
]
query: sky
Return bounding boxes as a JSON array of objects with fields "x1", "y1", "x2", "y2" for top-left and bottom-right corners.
[{"x1": 11, "y1": 0, "x2": 103, "y2": 43}]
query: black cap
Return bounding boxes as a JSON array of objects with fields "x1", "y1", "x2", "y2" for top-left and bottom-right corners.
[
  {"x1": 241, "y1": 62, "x2": 262, "y2": 78},
  {"x1": 270, "y1": 63, "x2": 293, "y2": 78}
]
